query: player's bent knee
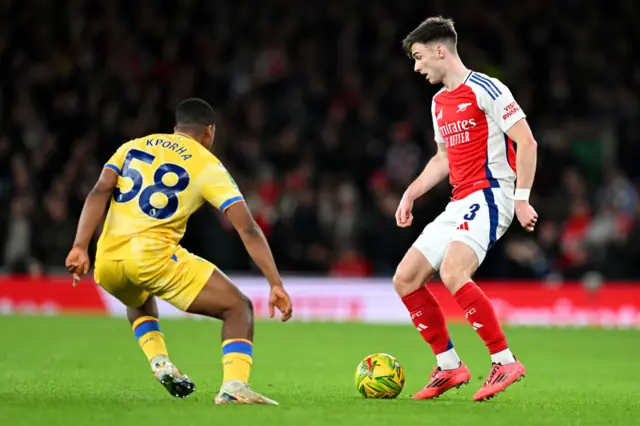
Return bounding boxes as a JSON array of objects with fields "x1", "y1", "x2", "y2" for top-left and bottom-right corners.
[
  {"x1": 242, "y1": 294, "x2": 254, "y2": 317},
  {"x1": 224, "y1": 293, "x2": 254, "y2": 321},
  {"x1": 393, "y1": 262, "x2": 435, "y2": 297},
  {"x1": 440, "y1": 241, "x2": 480, "y2": 294},
  {"x1": 439, "y1": 264, "x2": 468, "y2": 294},
  {"x1": 393, "y1": 250, "x2": 436, "y2": 297},
  {"x1": 393, "y1": 269, "x2": 418, "y2": 297},
  {"x1": 391, "y1": 273, "x2": 404, "y2": 296},
  {"x1": 126, "y1": 295, "x2": 158, "y2": 323}
]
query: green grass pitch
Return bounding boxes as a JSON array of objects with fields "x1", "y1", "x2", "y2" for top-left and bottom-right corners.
[{"x1": 1, "y1": 316, "x2": 639, "y2": 426}]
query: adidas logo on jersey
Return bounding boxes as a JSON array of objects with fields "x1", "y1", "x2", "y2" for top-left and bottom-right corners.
[
  {"x1": 437, "y1": 109, "x2": 443, "y2": 120},
  {"x1": 456, "y1": 222, "x2": 470, "y2": 231}
]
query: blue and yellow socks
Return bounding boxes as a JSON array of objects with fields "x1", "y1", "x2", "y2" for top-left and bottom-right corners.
[
  {"x1": 132, "y1": 316, "x2": 169, "y2": 363},
  {"x1": 222, "y1": 339, "x2": 253, "y2": 383},
  {"x1": 131, "y1": 319, "x2": 253, "y2": 384}
]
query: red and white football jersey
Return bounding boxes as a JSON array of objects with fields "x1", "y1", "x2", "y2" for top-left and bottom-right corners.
[{"x1": 432, "y1": 71, "x2": 525, "y2": 200}]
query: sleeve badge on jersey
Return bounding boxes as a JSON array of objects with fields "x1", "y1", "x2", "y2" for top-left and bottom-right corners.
[
  {"x1": 502, "y1": 102, "x2": 521, "y2": 121},
  {"x1": 218, "y1": 163, "x2": 239, "y2": 188}
]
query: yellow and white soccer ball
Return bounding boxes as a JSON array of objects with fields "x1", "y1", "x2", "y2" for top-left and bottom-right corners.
[{"x1": 355, "y1": 353, "x2": 405, "y2": 399}]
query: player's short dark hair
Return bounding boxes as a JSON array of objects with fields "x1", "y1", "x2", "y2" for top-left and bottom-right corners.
[
  {"x1": 402, "y1": 16, "x2": 457, "y2": 57},
  {"x1": 175, "y1": 98, "x2": 215, "y2": 127}
]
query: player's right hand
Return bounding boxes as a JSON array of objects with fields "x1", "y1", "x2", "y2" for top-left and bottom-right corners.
[
  {"x1": 395, "y1": 196, "x2": 414, "y2": 228},
  {"x1": 65, "y1": 247, "x2": 90, "y2": 287},
  {"x1": 269, "y1": 285, "x2": 293, "y2": 322}
]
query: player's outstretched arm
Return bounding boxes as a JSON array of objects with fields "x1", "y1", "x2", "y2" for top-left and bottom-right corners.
[
  {"x1": 73, "y1": 169, "x2": 118, "y2": 249},
  {"x1": 404, "y1": 143, "x2": 449, "y2": 201},
  {"x1": 66, "y1": 169, "x2": 118, "y2": 285},
  {"x1": 507, "y1": 118, "x2": 538, "y2": 232},
  {"x1": 396, "y1": 144, "x2": 449, "y2": 227},
  {"x1": 225, "y1": 201, "x2": 292, "y2": 321}
]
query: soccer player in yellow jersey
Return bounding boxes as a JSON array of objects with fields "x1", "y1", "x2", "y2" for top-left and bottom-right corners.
[{"x1": 65, "y1": 98, "x2": 292, "y2": 405}]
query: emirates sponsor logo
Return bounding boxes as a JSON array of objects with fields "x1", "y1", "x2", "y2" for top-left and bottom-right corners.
[
  {"x1": 439, "y1": 119, "x2": 477, "y2": 137},
  {"x1": 439, "y1": 119, "x2": 477, "y2": 148}
]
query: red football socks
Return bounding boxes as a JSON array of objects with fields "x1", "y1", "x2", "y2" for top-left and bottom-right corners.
[
  {"x1": 401, "y1": 286, "x2": 454, "y2": 355},
  {"x1": 454, "y1": 281, "x2": 508, "y2": 354}
]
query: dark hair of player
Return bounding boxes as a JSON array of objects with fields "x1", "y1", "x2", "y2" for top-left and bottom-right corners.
[
  {"x1": 175, "y1": 98, "x2": 216, "y2": 127},
  {"x1": 402, "y1": 16, "x2": 458, "y2": 57}
]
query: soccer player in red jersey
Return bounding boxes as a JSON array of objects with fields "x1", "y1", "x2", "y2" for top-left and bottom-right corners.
[{"x1": 394, "y1": 17, "x2": 538, "y2": 401}]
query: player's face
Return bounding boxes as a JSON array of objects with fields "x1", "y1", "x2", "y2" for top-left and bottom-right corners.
[{"x1": 410, "y1": 42, "x2": 445, "y2": 84}]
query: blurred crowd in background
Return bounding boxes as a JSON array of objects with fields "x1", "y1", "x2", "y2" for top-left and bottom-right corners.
[{"x1": 1, "y1": 0, "x2": 639, "y2": 280}]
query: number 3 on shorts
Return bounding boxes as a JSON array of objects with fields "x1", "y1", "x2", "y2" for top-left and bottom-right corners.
[{"x1": 463, "y1": 203, "x2": 480, "y2": 221}]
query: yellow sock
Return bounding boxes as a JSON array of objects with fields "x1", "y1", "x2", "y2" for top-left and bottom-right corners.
[
  {"x1": 132, "y1": 316, "x2": 168, "y2": 362},
  {"x1": 222, "y1": 339, "x2": 253, "y2": 384}
]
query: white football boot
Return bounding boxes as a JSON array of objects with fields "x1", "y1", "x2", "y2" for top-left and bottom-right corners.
[
  {"x1": 151, "y1": 356, "x2": 195, "y2": 398},
  {"x1": 215, "y1": 380, "x2": 278, "y2": 405}
]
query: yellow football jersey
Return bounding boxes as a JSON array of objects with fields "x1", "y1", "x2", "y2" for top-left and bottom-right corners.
[{"x1": 97, "y1": 132, "x2": 243, "y2": 260}]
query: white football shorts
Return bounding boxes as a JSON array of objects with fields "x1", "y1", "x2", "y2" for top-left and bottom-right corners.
[{"x1": 412, "y1": 186, "x2": 515, "y2": 269}]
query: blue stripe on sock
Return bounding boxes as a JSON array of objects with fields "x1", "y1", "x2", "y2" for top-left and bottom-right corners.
[
  {"x1": 223, "y1": 341, "x2": 253, "y2": 357},
  {"x1": 446, "y1": 339, "x2": 454, "y2": 350},
  {"x1": 134, "y1": 320, "x2": 161, "y2": 340}
]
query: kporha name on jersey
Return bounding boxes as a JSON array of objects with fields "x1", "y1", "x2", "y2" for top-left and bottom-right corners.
[{"x1": 145, "y1": 138, "x2": 192, "y2": 161}]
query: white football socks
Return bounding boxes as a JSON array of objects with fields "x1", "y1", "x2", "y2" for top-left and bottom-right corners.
[
  {"x1": 436, "y1": 348, "x2": 461, "y2": 370},
  {"x1": 436, "y1": 347, "x2": 516, "y2": 370},
  {"x1": 490, "y1": 348, "x2": 516, "y2": 365}
]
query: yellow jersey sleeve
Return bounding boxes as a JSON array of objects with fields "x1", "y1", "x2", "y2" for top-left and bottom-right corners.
[
  {"x1": 104, "y1": 144, "x2": 129, "y2": 175},
  {"x1": 200, "y1": 162, "x2": 244, "y2": 211}
]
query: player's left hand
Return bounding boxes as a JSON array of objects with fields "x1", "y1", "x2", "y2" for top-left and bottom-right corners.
[
  {"x1": 65, "y1": 246, "x2": 90, "y2": 287},
  {"x1": 515, "y1": 200, "x2": 538, "y2": 232},
  {"x1": 269, "y1": 285, "x2": 293, "y2": 322}
]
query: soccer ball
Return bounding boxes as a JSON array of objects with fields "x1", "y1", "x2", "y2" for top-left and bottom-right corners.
[{"x1": 355, "y1": 353, "x2": 405, "y2": 399}]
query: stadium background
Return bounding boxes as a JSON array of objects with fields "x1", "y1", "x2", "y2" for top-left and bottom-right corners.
[
  {"x1": 1, "y1": 2, "x2": 639, "y2": 425},
  {"x1": 1, "y1": 0, "x2": 639, "y2": 325}
]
